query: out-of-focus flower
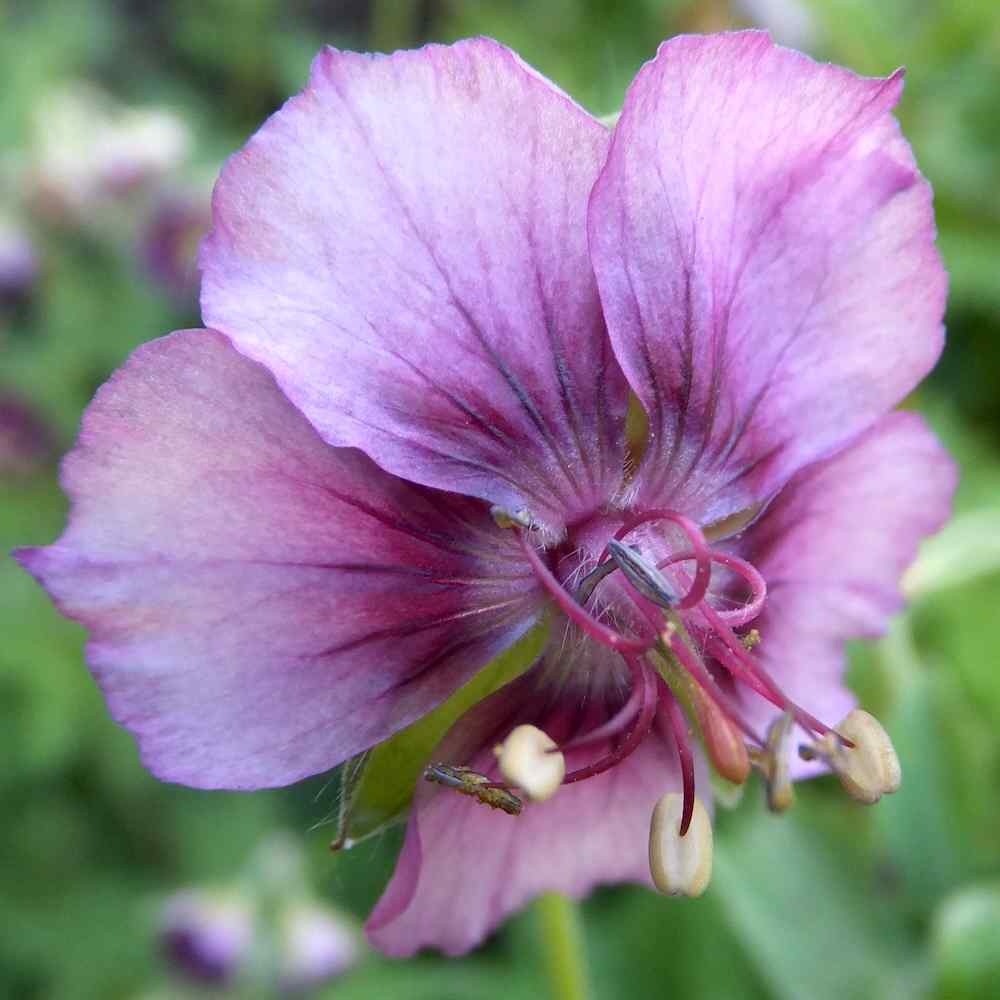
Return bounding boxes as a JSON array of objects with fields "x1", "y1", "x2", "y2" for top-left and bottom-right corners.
[
  {"x1": 140, "y1": 187, "x2": 211, "y2": 303},
  {"x1": 161, "y1": 891, "x2": 360, "y2": 993},
  {"x1": 731, "y1": 0, "x2": 820, "y2": 50},
  {"x1": 161, "y1": 890, "x2": 253, "y2": 987},
  {"x1": 279, "y1": 901, "x2": 362, "y2": 994},
  {"x1": 0, "y1": 394, "x2": 54, "y2": 477},
  {"x1": 29, "y1": 84, "x2": 190, "y2": 223},
  {"x1": 19, "y1": 33, "x2": 954, "y2": 956},
  {"x1": 0, "y1": 218, "x2": 40, "y2": 318},
  {"x1": 160, "y1": 836, "x2": 361, "y2": 994}
]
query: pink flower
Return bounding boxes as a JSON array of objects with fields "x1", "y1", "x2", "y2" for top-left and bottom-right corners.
[{"x1": 16, "y1": 33, "x2": 955, "y2": 956}]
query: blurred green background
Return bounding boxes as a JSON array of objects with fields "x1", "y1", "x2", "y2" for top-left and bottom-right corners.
[{"x1": 2, "y1": 1, "x2": 999, "y2": 997}]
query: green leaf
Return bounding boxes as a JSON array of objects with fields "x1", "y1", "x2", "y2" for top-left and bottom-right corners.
[{"x1": 337, "y1": 623, "x2": 547, "y2": 846}]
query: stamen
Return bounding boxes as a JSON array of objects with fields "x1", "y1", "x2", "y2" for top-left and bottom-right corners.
[
  {"x1": 489, "y1": 505, "x2": 534, "y2": 530},
  {"x1": 517, "y1": 530, "x2": 654, "y2": 655},
  {"x1": 555, "y1": 673, "x2": 644, "y2": 752},
  {"x1": 658, "y1": 679, "x2": 695, "y2": 835},
  {"x1": 652, "y1": 554, "x2": 833, "y2": 740},
  {"x1": 660, "y1": 626, "x2": 762, "y2": 745},
  {"x1": 688, "y1": 683, "x2": 751, "y2": 785},
  {"x1": 750, "y1": 713, "x2": 795, "y2": 813},
  {"x1": 494, "y1": 725, "x2": 565, "y2": 802},
  {"x1": 695, "y1": 596, "x2": 835, "y2": 739},
  {"x1": 658, "y1": 549, "x2": 767, "y2": 626},
  {"x1": 802, "y1": 709, "x2": 901, "y2": 804},
  {"x1": 561, "y1": 656, "x2": 658, "y2": 784},
  {"x1": 649, "y1": 793, "x2": 713, "y2": 897},
  {"x1": 574, "y1": 557, "x2": 619, "y2": 606}
]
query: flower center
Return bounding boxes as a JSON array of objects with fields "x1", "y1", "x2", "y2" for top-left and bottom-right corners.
[
  {"x1": 512, "y1": 506, "x2": 845, "y2": 834},
  {"x1": 426, "y1": 505, "x2": 899, "y2": 897}
]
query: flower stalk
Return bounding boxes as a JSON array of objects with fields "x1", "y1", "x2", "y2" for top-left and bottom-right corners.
[{"x1": 535, "y1": 893, "x2": 590, "y2": 1000}]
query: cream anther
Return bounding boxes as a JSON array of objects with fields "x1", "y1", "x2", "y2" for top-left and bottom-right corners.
[
  {"x1": 752, "y1": 713, "x2": 795, "y2": 812},
  {"x1": 811, "y1": 709, "x2": 901, "y2": 804},
  {"x1": 495, "y1": 725, "x2": 565, "y2": 802},
  {"x1": 649, "y1": 794, "x2": 713, "y2": 897}
]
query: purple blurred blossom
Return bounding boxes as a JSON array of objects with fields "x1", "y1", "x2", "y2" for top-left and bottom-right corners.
[
  {"x1": 141, "y1": 189, "x2": 211, "y2": 302},
  {"x1": 0, "y1": 220, "x2": 40, "y2": 316},
  {"x1": 161, "y1": 890, "x2": 253, "y2": 987},
  {"x1": 279, "y1": 902, "x2": 362, "y2": 993},
  {"x1": 160, "y1": 890, "x2": 360, "y2": 992},
  {"x1": 0, "y1": 394, "x2": 54, "y2": 477}
]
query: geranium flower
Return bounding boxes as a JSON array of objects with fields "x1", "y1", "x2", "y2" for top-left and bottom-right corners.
[{"x1": 16, "y1": 32, "x2": 955, "y2": 956}]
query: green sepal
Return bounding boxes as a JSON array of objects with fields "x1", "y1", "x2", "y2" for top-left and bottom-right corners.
[{"x1": 332, "y1": 621, "x2": 548, "y2": 849}]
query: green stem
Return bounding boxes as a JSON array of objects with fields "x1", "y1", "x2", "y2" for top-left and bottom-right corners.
[{"x1": 535, "y1": 893, "x2": 590, "y2": 1000}]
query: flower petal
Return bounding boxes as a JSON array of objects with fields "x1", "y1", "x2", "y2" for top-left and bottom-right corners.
[
  {"x1": 16, "y1": 330, "x2": 540, "y2": 789},
  {"x1": 366, "y1": 669, "x2": 693, "y2": 957},
  {"x1": 201, "y1": 39, "x2": 626, "y2": 532},
  {"x1": 731, "y1": 412, "x2": 956, "y2": 764},
  {"x1": 589, "y1": 31, "x2": 945, "y2": 521}
]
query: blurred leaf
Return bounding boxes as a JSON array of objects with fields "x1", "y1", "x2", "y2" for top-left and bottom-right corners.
[
  {"x1": 321, "y1": 956, "x2": 538, "y2": 1000},
  {"x1": 713, "y1": 800, "x2": 918, "y2": 1000},
  {"x1": 874, "y1": 624, "x2": 971, "y2": 912},
  {"x1": 932, "y1": 882, "x2": 1000, "y2": 1000},
  {"x1": 904, "y1": 510, "x2": 1000, "y2": 600},
  {"x1": 579, "y1": 884, "x2": 769, "y2": 999}
]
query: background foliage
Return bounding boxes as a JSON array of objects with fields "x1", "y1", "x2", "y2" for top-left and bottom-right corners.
[{"x1": 2, "y1": 2, "x2": 999, "y2": 997}]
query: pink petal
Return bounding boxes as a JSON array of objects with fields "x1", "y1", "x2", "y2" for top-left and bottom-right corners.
[
  {"x1": 201, "y1": 39, "x2": 626, "y2": 532},
  {"x1": 589, "y1": 31, "x2": 945, "y2": 522},
  {"x1": 16, "y1": 330, "x2": 540, "y2": 789},
  {"x1": 731, "y1": 411, "x2": 956, "y2": 763},
  {"x1": 367, "y1": 670, "x2": 696, "y2": 957}
]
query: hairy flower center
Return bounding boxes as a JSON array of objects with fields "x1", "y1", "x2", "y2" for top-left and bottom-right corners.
[{"x1": 507, "y1": 507, "x2": 850, "y2": 834}]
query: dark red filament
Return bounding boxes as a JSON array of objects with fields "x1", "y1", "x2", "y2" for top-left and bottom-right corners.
[{"x1": 503, "y1": 510, "x2": 844, "y2": 807}]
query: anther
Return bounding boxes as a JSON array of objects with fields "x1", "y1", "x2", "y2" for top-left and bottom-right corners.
[
  {"x1": 695, "y1": 689, "x2": 751, "y2": 786},
  {"x1": 606, "y1": 540, "x2": 676, "y2": 609},
  {"x1": 802, "y1": 709, "x2": 901, "y2": 804},
  {"x1": 574, "y1": 557, "x2": 618, "y2": 606},
  {"x1": 490, "y1": 505, "x2": 534, "y2": 530},
  {"x1": 750, "y1": 712, "x2": 795, "y2": 812},
  {"x1": 649, "y1": 794, "x2": 713, "y2": 897},
  {"x1": 495, "y1": 725, "x2": 565, "y2": 802}
]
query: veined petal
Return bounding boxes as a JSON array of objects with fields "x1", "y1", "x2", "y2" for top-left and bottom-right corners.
[
  {"x1": 730, "y1": 412, "x2": 956, "y2": 768},
  {"x1": 16, "y1": 330, "x2": 540, "y2": 789},
  {"x1": 367, "y1": 670, "x2": 692, "y2": 957},
  {"x1": 201, "y1": 39, "x2": 627, "y2": 532},
  {"x1": 589, "y1": 31, "x2": 944, "y2": 521}
]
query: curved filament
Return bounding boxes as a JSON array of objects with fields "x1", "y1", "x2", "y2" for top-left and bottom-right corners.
[
  {"x1": 612, "y1": 509, "x2": 713, "y2": 610},
  {"x1": 562, "y1": 657, "x2": 658, "y2": 784},
  {"x1": 658, "y1": 677, "x2": 695, "y2": 836}
]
